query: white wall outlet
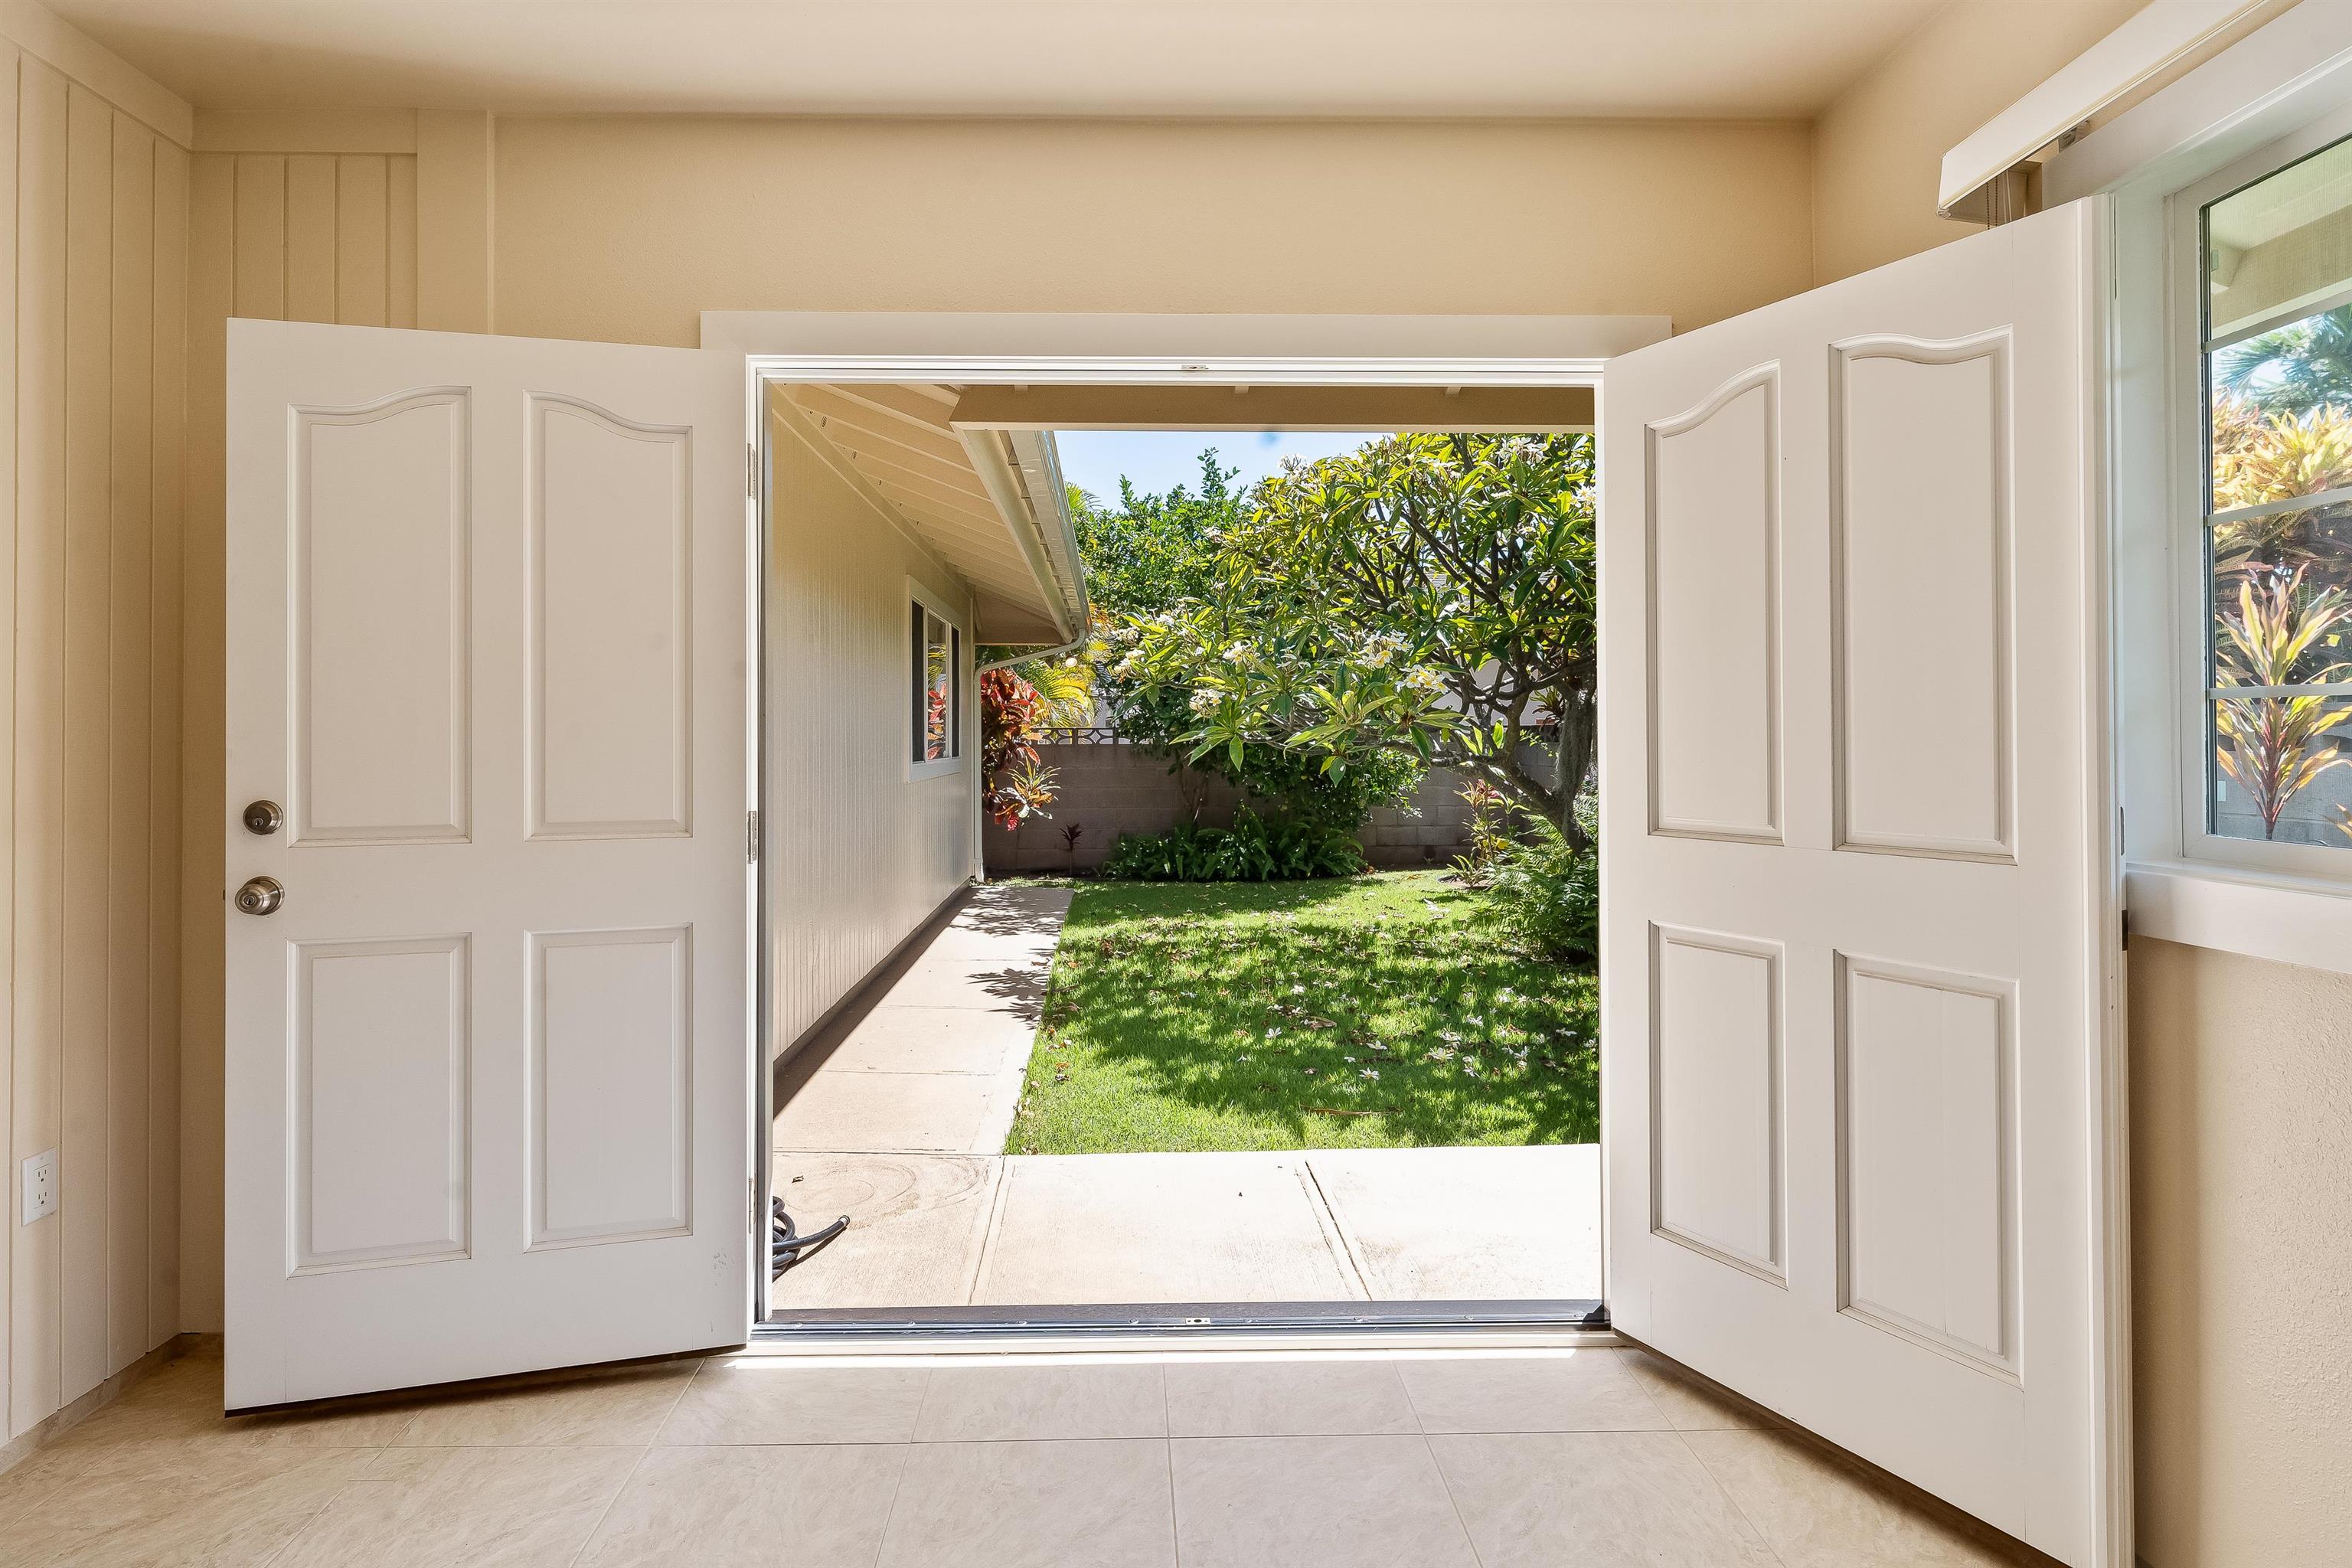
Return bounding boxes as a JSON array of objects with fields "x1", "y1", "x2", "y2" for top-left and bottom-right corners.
[{"x1": 21, "y1": 1148, "x2": 57, "y2": 1225}]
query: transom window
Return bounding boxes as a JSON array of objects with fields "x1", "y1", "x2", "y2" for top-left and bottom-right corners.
[
  {"x1": 910, "y1": 597, "x2": 962, "y2": 771},
  {"x1": 2199, "y1": 132, "x2": 2352, "y2": 853}
]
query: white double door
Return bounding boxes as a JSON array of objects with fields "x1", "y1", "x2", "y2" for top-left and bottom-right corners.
[
  {"x1": 222, "y1": 210, "x2": 2124, "y2": 1563},
  {"x1": 224, "y1": 321, "x2": 752, "y2": 1410},
  {"x1": 1599, "y1": 199, "x2": 2122, "y2": 1566}
]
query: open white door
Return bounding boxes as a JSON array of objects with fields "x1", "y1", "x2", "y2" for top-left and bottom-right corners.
[
  {"x1": 1600, "y1": 201, "x2": 2124, "y2": 1564},
  {"x1": 224, "y1": 320, "x2": 752, "y2": 1410}
]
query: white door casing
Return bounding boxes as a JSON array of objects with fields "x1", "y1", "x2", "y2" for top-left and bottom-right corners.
[
  {"x1": 1600, "y1": 201, "x2": 2123, "y2": 1564},
  {"x1": 225, "y1": 321, "x2": 752, "y2": 1410}
]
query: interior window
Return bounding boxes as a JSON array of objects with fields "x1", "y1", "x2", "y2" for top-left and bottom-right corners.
[
  {"x1": 911, "y1": 601, "x2": 959, "y2": 765},
  {"x1": 2200, "y1": 132, "x2": 2352, "y2": 849}
]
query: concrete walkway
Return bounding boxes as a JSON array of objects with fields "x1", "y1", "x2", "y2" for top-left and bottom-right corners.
[{"x1": 770, "y1": 882, "x2": 1601, "y2": 1313}]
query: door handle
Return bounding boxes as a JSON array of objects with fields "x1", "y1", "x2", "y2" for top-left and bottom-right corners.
[{"x1": 234, "y1": 876, "x2": 284, "y2": 916}]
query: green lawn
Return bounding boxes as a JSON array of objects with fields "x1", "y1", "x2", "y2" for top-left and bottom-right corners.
[{"x1": 1005, "y1": 870, "x2": 1598, "y2": 1155}]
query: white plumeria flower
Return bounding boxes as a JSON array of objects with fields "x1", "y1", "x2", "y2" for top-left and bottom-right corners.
[{"x1": 1361, "y1": 1069, "x2": 1380, "y2": 1080}]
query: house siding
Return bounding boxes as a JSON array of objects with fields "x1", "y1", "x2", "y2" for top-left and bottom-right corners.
[{"x1": 765, "y1": 389, "x2": 975, "y2": 1059}]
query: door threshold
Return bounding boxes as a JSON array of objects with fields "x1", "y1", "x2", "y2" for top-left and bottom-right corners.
[{"x1": 746, "y1": 1299, "x2": 1610, "y2": 1356}]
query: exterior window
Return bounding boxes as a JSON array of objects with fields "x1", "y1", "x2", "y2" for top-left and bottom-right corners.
[
  {"x1": 2199, "y1": 132, "x2": 2352, "y2": 851},
  {"x1": 910, "y1": 599, "x2": 961, "y2": 769}
]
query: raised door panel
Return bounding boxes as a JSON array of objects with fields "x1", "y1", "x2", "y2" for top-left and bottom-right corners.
[
  {"x1": 528, "y1": 395, "x2": 691, "y2": 839},
  {"x1": 292, "y1": 937, "x2": 469, "y2": 1272},
  {"x1": 1645, "y1": 367, "x2": 1781, "y2": 843},
  {"x1": 292, "y1": 389, "x2": 469, "y2": 844},
  {"x1": 1838, "y1": 956, "x2": 2017, "y2": 1377},
  {"x1": 1649, "y1": 926, "x2": 1783, "y2": 1282},
  {"x1": 1831, "y1": 335, "x2": 2013, "y2": 861},
  {"x1": 529, "y1": 926, "x2": 692, "y2": 1247}
]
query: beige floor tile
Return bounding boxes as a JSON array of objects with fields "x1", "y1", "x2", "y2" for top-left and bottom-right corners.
[
  {"x1": 56, "y1": 1348, "x2": 411, "y2": 1452},
  {"x1": 877, "y1": 1437, "x2": 1176, "y2": 1568},
  {"x1": 1429, "y1": 1430, "x2": 1780, "y2": 1567},
  {"x1": 821, "y1": 1005, "x2": 1037, "y2": 1074},
  {"x1": 3, "y1": 1439, "x2": 374, "y2": 1567},
  {"x1": 659, "y1": 1362, "x2": 930, "y2": 1445},
  {"x1": 1683, "y1": 1427, "x2": 2036, "y2": 1566},
  {"x1": 1399, "y1": 1349, "x2": 1670, "y2": 1433},
  {"x1": 1619, "y1": 1347, "x2": 1789, "y2": 1432},
  {"x1": 768, "y1": 1152, "x2": 1003, "y2": 1311},
  {"x1": 1168, "y1": 1433, "x2": 1479, "y2": 1568},
  {"x1": 389, "y1": 1359, "x2": 696, "y2": 1447},
  {"x1": 773, "y1": 1069, "x2": 1011, "y2": 1154},
  {"x1": 913, "y1": 1363, "x2": 1167, "y2": 1441},
  {"x1": 970, "y1": 1153, "x2": 1364, "y2": 1305},
  {"x1": 1162, "y1": 1357, "x2": 1419, "y2": 1438},
  {"x1": 272, "y1": 1444, "x2": 642, "y2": 1567},
  {"x1": 575, "y1": 1443, "x2": 910, "y2": 1567},
  {"x1": 1305, "y1": 1145, "x2": 1602, "y2": 1300}
]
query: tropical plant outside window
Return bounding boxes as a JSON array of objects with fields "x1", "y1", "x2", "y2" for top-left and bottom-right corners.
[
  {"x1": 910, "y1": 601, "x2": 960, "y2": 766},
  {"x1": 2201, "y1": 132, "x2": 2352, "y2": 848}
]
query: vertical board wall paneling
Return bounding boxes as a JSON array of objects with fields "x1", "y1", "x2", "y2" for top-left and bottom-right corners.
[
  {"x1": 0, "y1": 38, "x2": 18, "y2": 1443},
  {"x1": 175, "y1": 149, "x2": 419, "y2": 1337},
  {"x1": 106, "y1": 111, "x2": 155, "y2": 1374},
  {"x1": 178, "y1": 150, "x2": 230, "y2": 1339},
  {"x1": 5, "y1": 40, "x2": 194, "y2": 1436},
  {"x1": 14, "y1": 55, "x2": 70, "y2": 1436},
  {"x1": 149, "y1": 137, "x2": 187, "y2": 1355},
  {"x1": 62, "y1": 78, "x2": 117, "y2": 1406}
]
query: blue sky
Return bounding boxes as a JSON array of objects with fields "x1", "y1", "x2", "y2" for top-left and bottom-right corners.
[{"x1": 1053, "y1": 429, "x2": 1386, "y2": 505}]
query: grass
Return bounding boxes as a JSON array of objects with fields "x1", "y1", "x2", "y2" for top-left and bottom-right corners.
[{"x1": 1004, "y1": 869, "x2": 1597, "y2": 1155}]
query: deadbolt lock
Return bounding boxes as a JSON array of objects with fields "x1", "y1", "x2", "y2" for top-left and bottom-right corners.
[
  {"x1": 243, "y1": 799, "x2": 284, "y2": 835},
  {"x1": 234, "y1": 876, "x2": 284, "y2": 916}
]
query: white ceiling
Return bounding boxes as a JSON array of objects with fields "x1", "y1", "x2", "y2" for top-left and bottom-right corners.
[{"x1": 47, "y1": 0, "x2": 1952, "y2": 119}]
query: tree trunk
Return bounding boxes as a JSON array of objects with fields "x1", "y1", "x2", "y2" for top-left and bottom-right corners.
[{"x1": 1552, "y1": 693, "x2": 1597, "y2": 851}]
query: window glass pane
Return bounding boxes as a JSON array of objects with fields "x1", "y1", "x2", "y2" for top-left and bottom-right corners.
[
  {"x1": 924, "y1": 610, "x2": 951, "y2": 762},
  {"x1": 911, "y1": 603, "x2": 927, "y2": 763},
  {"x1": 2210, "y1": 497, "x2": 2352, "y2": 688},
  {"x1": 2206, "y1": 133, "x2": 2352, "y2": 346},
  {"x1": 2210, "y1": 309, "x2": 2352, "y2": 510},
  {"x1": 2210, "y1": 695, "x2": 2352, "y2": 845}
]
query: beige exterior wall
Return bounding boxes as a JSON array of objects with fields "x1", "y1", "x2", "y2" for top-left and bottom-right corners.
[
  {"x1": 0, "y1": 10, "x2": 191, "y2": 1441},
  {"x1": 1810, "y1": 0, "x2": 2143, "y2": 285},
  {"x1": 765, "y1": 392, "x2": 975, "y2": 1054}
]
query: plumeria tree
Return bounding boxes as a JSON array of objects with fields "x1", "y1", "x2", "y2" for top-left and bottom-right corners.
[{"x1": 1103, "y1": 433, "x2": 1598, "y2": 847}]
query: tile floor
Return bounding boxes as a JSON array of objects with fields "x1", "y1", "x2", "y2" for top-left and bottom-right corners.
[{"x1": 0, "y1": 1338, "x2": 2052, "y2": 1566}]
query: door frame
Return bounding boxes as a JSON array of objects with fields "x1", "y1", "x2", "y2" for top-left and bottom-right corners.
[
  {"x1": 720, "y1": 312, "x2": 2128, "y2": 1537},
  {"x1": 726, "y1": 312, "x2": 1647, "y2": 1328}
]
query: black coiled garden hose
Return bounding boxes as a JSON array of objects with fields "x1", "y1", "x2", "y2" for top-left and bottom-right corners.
[{"x1": 771, "y1": 1196, "x2": 849, "y2": 1277}]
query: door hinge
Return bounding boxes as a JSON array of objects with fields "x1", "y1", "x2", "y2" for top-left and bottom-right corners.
[
  {"x1": 745, "y1": 442, "x2": 758, "y2": 499},
  {"x1": 745, "y1": 808, "x2": 760, "y2": 864},
  {"x1": 750, "y1": 1174, "x2": 759, "y2": 1234},
  {"x1": 2121, "y1": 907, "x2": 2132, "y2": 949}
]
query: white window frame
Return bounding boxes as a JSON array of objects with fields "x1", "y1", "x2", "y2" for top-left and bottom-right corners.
[
  {"x1": 2090, "y1": 55, "x2": 2352, "y2": 976},
  {"x1": 907, "y1": 578, "x2": 965, "y2": 780}
]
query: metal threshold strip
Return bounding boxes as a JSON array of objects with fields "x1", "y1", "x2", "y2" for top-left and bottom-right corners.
[{"x1": 756, "y1": 1299, "x2": 1609, "y2": 1340}]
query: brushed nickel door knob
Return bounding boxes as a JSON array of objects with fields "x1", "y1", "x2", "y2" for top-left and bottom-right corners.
[
  {"x1": 234, "y1": 876, "x2": 284, "y2": 916},
  {"x1": 243, "y1": 799, "x2": 284, "y2": 835}
]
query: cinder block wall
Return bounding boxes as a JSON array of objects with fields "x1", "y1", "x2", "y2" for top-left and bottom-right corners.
[{"x1": 982, "y1": 742, "x2": 1499, "y2": 873}]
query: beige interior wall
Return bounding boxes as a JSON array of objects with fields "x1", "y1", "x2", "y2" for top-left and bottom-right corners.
[
  {"x1": 492, "y1": 115, "x2": 1814, "y2": 345},
  {"x1": 2128, "y1": 939, "x2": 2352, "y2": 1566},
  {"x1": 765, "y1": 390, "x2": 975, "y2": 1054},
  {"x1": 1810, "y1": 0, "x2": 2144, "y2": 285},
  {"x1": 1, "y1": 10, "x2": 190, "y2": 1441},
  {"x1": 175, "y1": 127, "x2": 420, "y2": 1335}
]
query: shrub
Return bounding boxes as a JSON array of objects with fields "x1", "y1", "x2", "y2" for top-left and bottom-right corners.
[
  {"x1": 1099, "y1": 808, "x2": 1367, "y2": 882},
  {"x1": 1482, "y1": 798, "x2": 1598, "y2": 962},
  {"x1": 980, "y1": 669, "x2": 1060, "y2": 829}
]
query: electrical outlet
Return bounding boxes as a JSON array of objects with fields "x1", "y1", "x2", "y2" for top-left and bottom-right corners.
[{"x1": 21, "y1": 1149, "x2": 57, "y2": 1225}]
